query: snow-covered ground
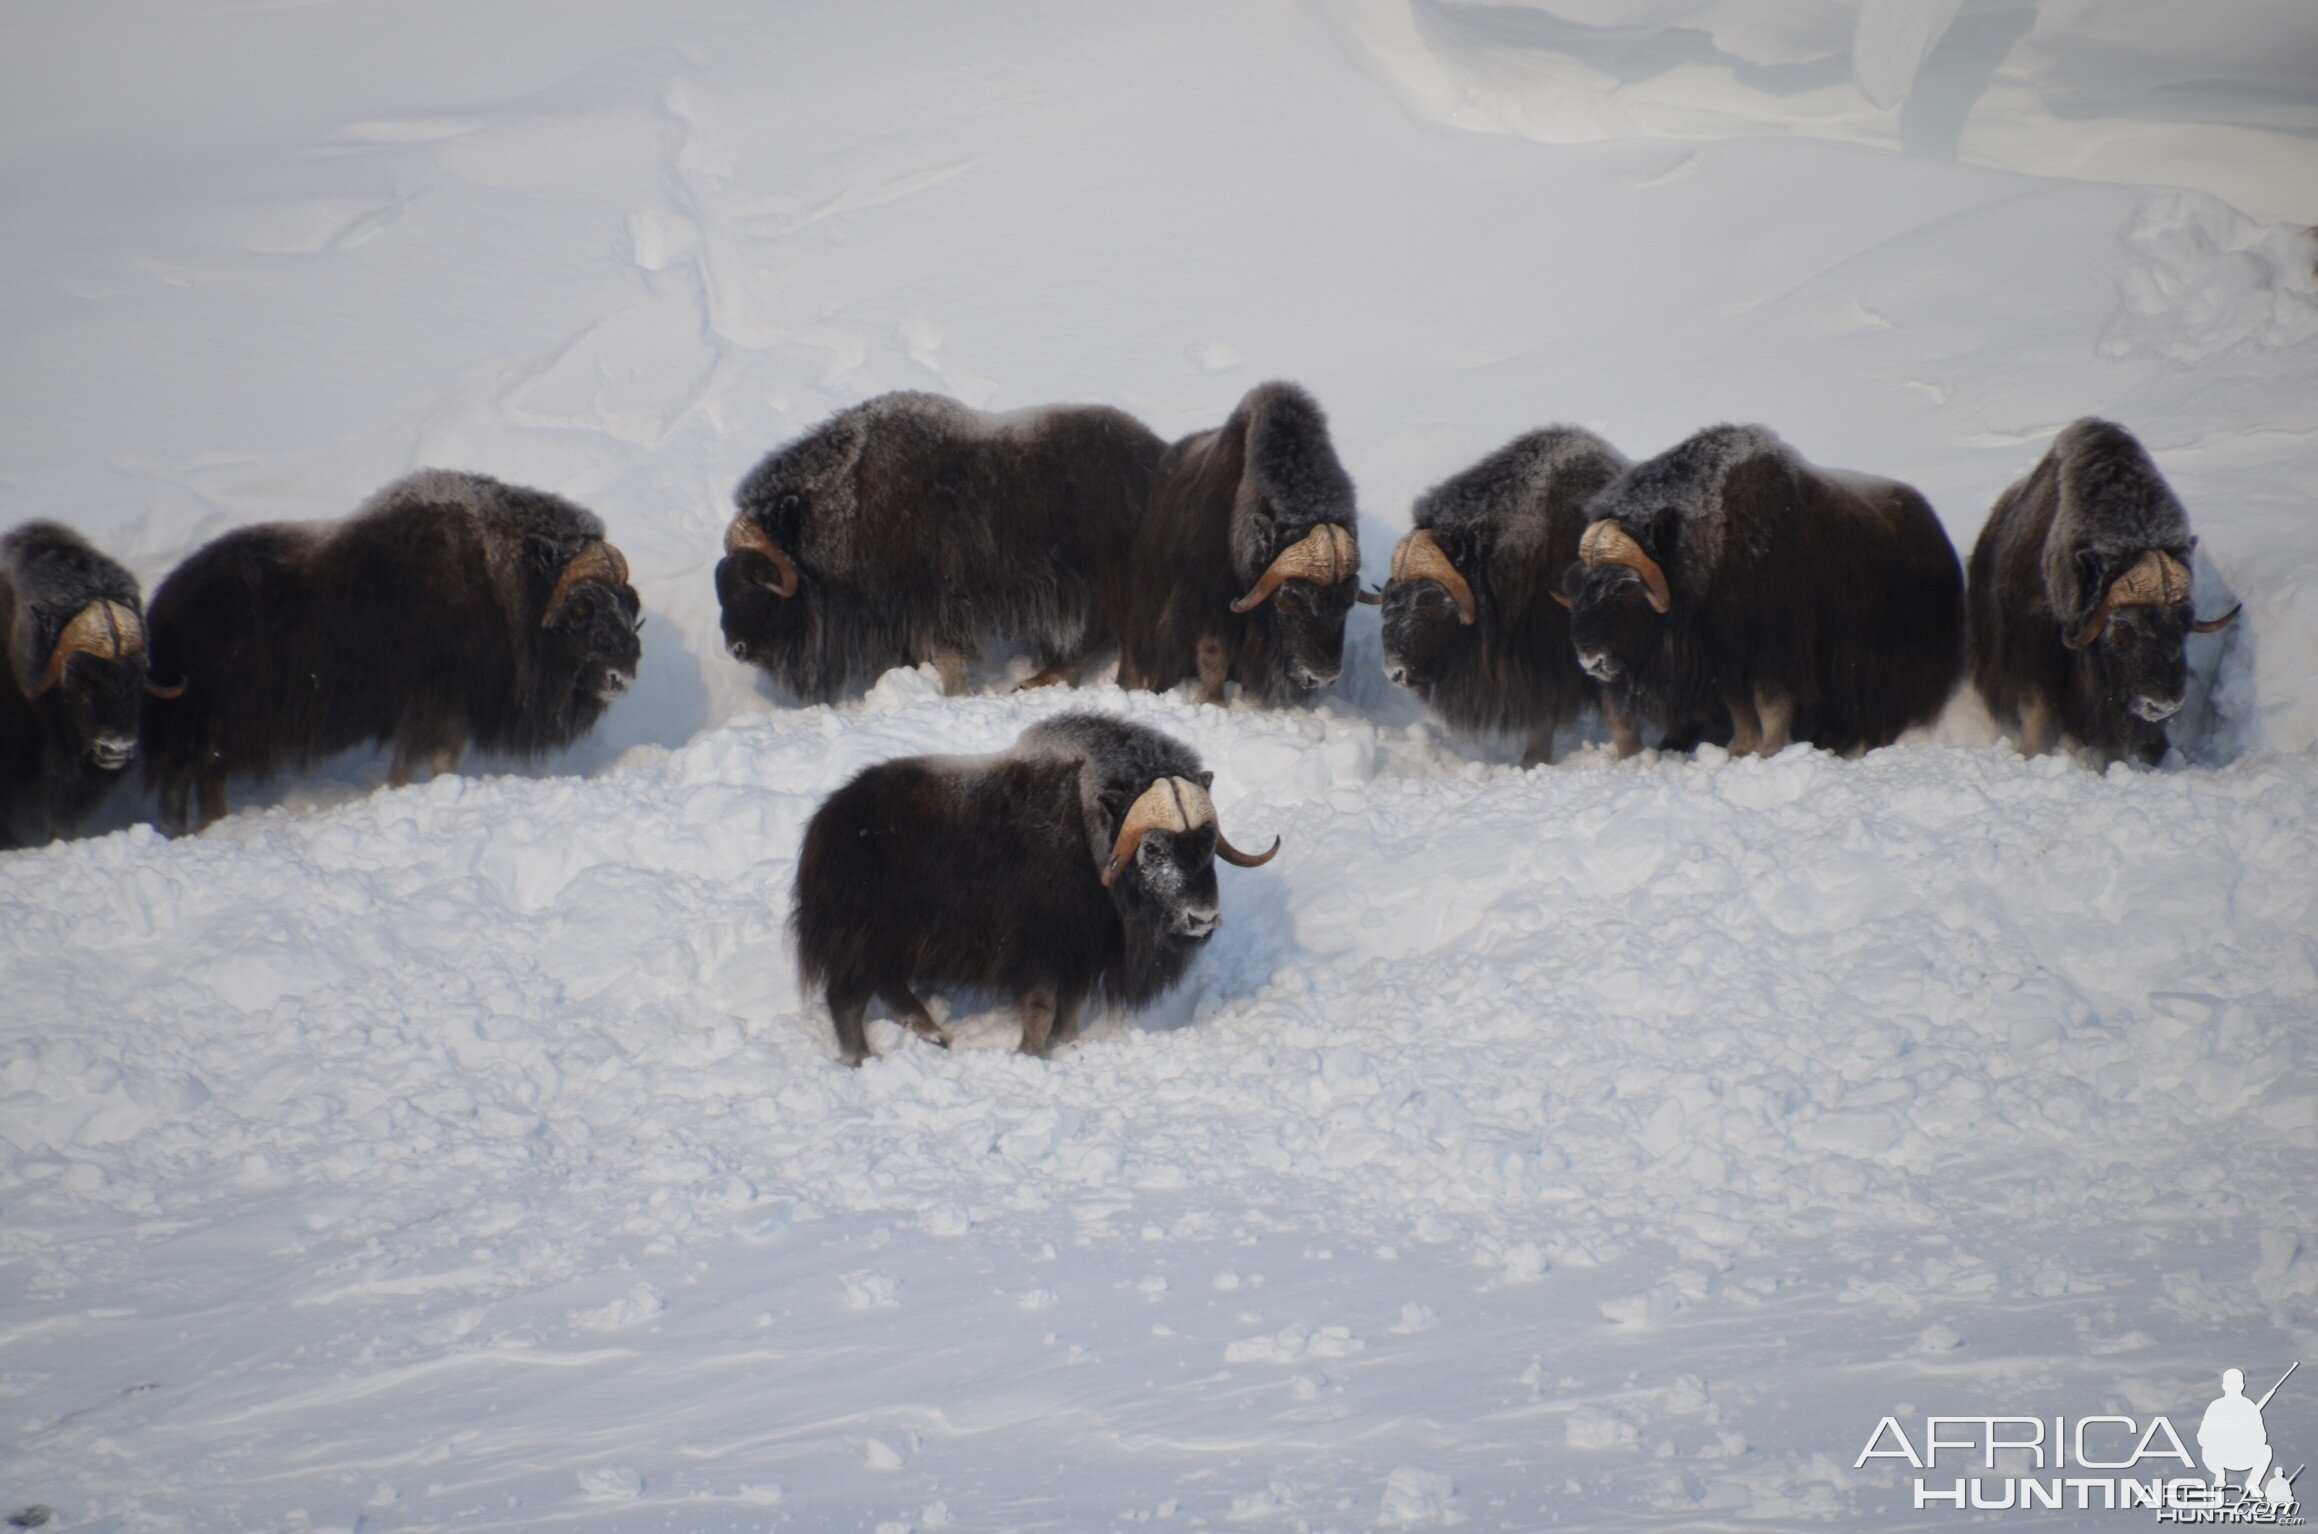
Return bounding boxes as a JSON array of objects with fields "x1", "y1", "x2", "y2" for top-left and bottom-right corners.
[{"x1": 3, "y1": 2, "x2": 2314, "y2": 1529}]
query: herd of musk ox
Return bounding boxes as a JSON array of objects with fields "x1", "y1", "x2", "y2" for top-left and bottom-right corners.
[{"x1": 1, "y1": 382, "x2": 2243, "y2": 1059}]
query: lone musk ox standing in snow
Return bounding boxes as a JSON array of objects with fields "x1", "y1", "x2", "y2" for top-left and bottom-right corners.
[
  {"x1": 1118, "y1": 382, "x2": 1361, "y2": 705},
  {"x1": 1559, "y1": 424, "x2": 1965, "y2": 757},
  {"x1": 717, "y1": 392, "x2": 1165, "y2": 701},
  {"x1": 792, "y1": 712, "x2": 1279, "y2": 1065},
  {"x1": 1375, "y1": 427, "x2": 1628, "y2": 766},
  {"x1": 1, "y1": 522, "x2": 160, "y2": 849},
  {"x1": 142, "y1": 470, "x2": 642, "y2": 834},
  {"x1": 1968, "y1": 418, "x2": 2239, "y2": 766}
]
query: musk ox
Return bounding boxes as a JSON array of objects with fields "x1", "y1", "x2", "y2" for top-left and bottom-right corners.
[
  {"x1": 792, "y1": 711, "x2": 1279, "y2": 1065},
  {"x1": 1, "y1": 522, "x2": 161, "y2": 849},
  {"x1": 717, "y1": 392, "x2": 1165, "y2": 701},
  {"x1": 1559, "y1": 425, "x2": 1965, "y2": 757},
  {"x1": 1372, "y1": 427, "x2": 1628, "y2": 766},
  {"x1": 1968, "y1": 418, "x2": 2239, "y2": 766},
  {"x1": 1117, "y1": 382, "x2": 1360, "y2": 705},
  {"x1": 142, "y1": 469, "x2": 641, "y2": 834}
]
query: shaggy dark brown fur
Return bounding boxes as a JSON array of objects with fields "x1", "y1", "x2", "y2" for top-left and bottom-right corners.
[
  {"x1": 1968, "y1": 418, "x2": 2239, "y2": 765},
  {"x1": 1561, "y1": 425, "x2": 1965, "y2": 756},
  {"x1": 1379, "y1": 427, "x2": 1626, "y2": 765},
  {"x1": 718, "y1": 393, "x2": 1164, "y2": 700},
  {"x1": 142, "y1": 470, "x2": 641, "y2": 833},
  {"x1": 792, "y1": 713, "x2": 1264, "y2": 1065},
  {"x1": 1118, "y1": 382, "x2": 1359, "y2": 705}
]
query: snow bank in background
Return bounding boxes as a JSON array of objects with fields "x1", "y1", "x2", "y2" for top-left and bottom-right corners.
[
  {"x1": 2, "y1": 0, "x2": 2315, "y2": 1527},
  {"x1": 1330, "y1": 0, "x2": 2318, "y2": 222}
]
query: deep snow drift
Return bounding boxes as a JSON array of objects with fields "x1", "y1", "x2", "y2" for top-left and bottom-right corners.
[{"x1": 3, "y1": 2, "x2": 2315, "y2": 1529}]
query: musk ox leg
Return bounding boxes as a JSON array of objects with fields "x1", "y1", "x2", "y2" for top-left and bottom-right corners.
[
  {"x1": 1195, "y1": 634, "x2": 1229, "y2": 705},
  {"x1": 931, "y1": 647, "x2": 969, "y2": 698},
  {"x1": 1017, "y1": 983, "x2": 1061, "y2": 1059},
  {"x1": 195, "y1": 772, "x2": 228, "y2": 833},
  {"x1": 2017, "y1": 691, "x2": 2058, "y2": 757},
  {"x1": 1727, "y1": 695, "x2": 1764, "y2": 757},
  {"x1": 1606, "y1": 706, "x2": 1641, "y2": 761},
  {"x1": 388, "y1": 740, "x2": 464, "y2": 789},
  {"x1": 827, "y1": 983, "x2": 874, "y2": 1067},
  {"x1": 158, "y1": 776, "x2": 192, "y2": 838},
  {"x1": 880, "y1": 985, "x2": 949, "y2": 1049},
  {"x1": 1049, "y1": 986, "x2": 1088, "y2": 1047},
  {"x1": 1754, "y1": 690, "x2": 1793, "y2": 755},
  {"x1": 1115, "y1": 650, "x2": 1147, "y2": 691},
  {"x1": 1020, "y1": 649, "x2": 1095, "y2": 690},
  {"x1": 1520, "y1": 726, "x2": 1558, "y2": 769}
]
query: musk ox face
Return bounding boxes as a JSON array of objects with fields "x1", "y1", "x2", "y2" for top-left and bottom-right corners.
[
  {"x1": 545, "y1": 581, "x2": 642, "y2": 706},
  {"x1": 1259, "y1": 576, "x2": 1356, "y2": 693},
  {"x1": 56, "y1": 649, "x2": 146, "y2": 772},
  {"x1": 1379, "y1": 579, "x2": 1470, "y2": 693},
  {"x1": 1231, "y1": 518, "x2": 1359, "y2": 695},
  {"x1": 1099, "y1": 785, "x2": 1224, "y2": 946},
  {"x1": 2081, "y1": 603, "x2": 2193, "y2": 724},
  {"x1": 1561, "y1": 562, "x2": 1662, "y2": 685},
  {"x1": 717, "y1": 471, "x2": 819, "y2": 669},
  {"x1": 714, "y1": 546, "x2": 804, "y2": 669}
]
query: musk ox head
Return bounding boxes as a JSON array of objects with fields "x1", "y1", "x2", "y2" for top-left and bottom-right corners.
[
  {"x1": 32, "y1": 600, "x2": 152, "y2": 772},
  {"x1": 715, "y1": 514, "x2": 803, "y2": 669},
  {"x1": 1560, "y1": 518, "x2": 1672, "y2": 685},
  {"x1": 2062, "y1": 546, "x2": 2238, "y2": 725},
  {"x1": 1377, "y1": 527, "x2": 1480, "y2": 693},
  {"x1": 540, "y1": 541, "x2": 642, "y2": 707},
  {"x1": 1221, "y1": 383, "x2": 1360, "y2": 696},
  {"x1": 1096, "y1": 772, "x2": 1277, "y2": 946},
  {"x1": 1232, "y1": 521, "x2": 1359, "y2": 692},
  {"x1": 717, "y1": 416, "x2": 865, "y2": 668}
]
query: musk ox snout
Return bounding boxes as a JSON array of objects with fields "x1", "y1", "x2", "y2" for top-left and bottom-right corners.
[
  {"x1": 2131, "y1": 692, "x2": 2184, "y2": 722},
  {"x1": 1288, "y1": 657, "x2": 1340, "y2": 691},
  {"x1": 1174, "y1": 902, "x2": 1219, "y2": 940},
  {"x1": 89, "y1": 733, "x2": 138, "y2": 771},
  {"x1": 1578, "y1": 649, "x2": 1620, "y2": 683}
]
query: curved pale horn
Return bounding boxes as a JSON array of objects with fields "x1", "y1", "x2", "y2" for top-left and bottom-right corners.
[
  {"x1": 1099, "y1": 775, "x2": 1281, "y2": 884},
  {"x1": 1214, "y1": 829, "x2": 1282, "y2": 868},
  {"x1": 1230, "y1": 523, "x2": 1357, "y2": 615},
  {"x1": 2190, "y1": 604, "x2": 2242, "y2": 634},
  {"x1": 542, "y1": 540, "x2": 633, "y2": 626},
  {"x1": 2063, "y1": 550, "x2": 2192, "y2": 649},
  {"x1": 1578, "y1": 520, "x2": 1670, "y2": 614},
  {"x1": 724, "y1": 515, "x2": 800, "y2": 598},
  {"x1": 1388, "y1": 529, "x2": 1477, "y2": 625},
  {"x1": 35, "y1": 601, "x2": 143, "y2": 695}
]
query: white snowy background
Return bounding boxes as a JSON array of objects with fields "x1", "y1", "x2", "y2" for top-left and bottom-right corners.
[{"x1": 2, "y1": 1, "x2": 2314, "y2": 1529}]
